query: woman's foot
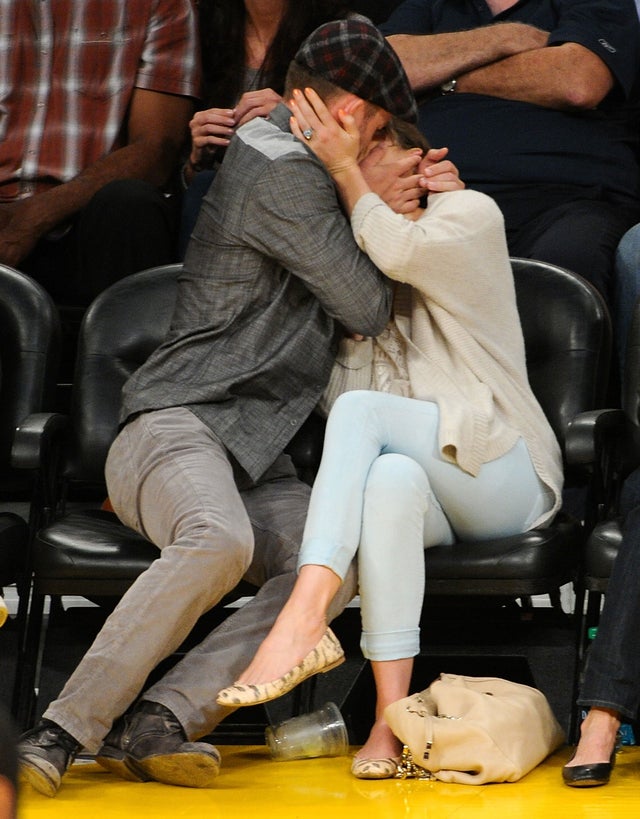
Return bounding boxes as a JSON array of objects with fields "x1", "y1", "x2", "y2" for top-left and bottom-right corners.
[
  {"x1": 216, "y1": 616, "x2": 344, "y2": 707},
  {"x1": 231, "y1": 564, "x2": 342, "y2": 689},
  {"x1": 237, "y1": 612, "x2": 328, "y2": 688},
  {"x1": 351, "y1": 717, "x2": 403, "y2": 780},
  {"x1": 562, "y1": 707, "x2": 620, "y2": 787}
]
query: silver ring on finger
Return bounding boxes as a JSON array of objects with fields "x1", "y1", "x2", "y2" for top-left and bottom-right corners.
[{"x1": 302, "y1": 128, "x2": 313, "y2": 141}]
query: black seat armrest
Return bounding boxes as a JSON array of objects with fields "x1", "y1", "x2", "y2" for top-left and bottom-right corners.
[
  {"x1": 11, "y1": 412, "x2": 69, "y2": 471},
  {"x1": 565, "y1": 408, "x2": 626, "y2": 467}
]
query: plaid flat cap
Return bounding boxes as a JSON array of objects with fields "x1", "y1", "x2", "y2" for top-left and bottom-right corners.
[{"x1": 295, "y1": 15, "x2": 418, "y2": 124}]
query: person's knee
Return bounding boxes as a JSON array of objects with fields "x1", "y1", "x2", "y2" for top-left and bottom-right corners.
[
  {"x1": 197, "y1": 513, "x2": 255, "y2": 578},
  {"x1": 328, "y1": 389, "x2": 382, "y2": 434},
  {"x1": 364, "y1": 453, "x2": 429, "y2": 511},
  {"x1": 615, "y1": 223, "x2": 640, "y2": 275}
]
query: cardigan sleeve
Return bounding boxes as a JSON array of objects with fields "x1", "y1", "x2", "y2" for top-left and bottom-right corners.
[{"x1": 351, "y1": 190, "x2": 507, "y2": 288}]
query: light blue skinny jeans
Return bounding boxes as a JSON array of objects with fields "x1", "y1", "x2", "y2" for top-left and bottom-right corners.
[{"x1": 299, "y1": 391, "x2": 553, "y2": 662}]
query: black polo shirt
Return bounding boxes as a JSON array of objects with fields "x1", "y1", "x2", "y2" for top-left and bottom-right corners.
[{"x1": 381, "y1": 0, "x2": 640, "y2": 213}]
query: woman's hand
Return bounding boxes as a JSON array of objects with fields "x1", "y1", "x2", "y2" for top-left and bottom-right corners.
[
  {"x1": 188, "y1": 89, "x2": 282, "y2": 168},
  {"x1": 360, "y1": 143, "x2": 424, "y2": 215},
  {"x1": 234, "y1": 88, "x2": 282, "y2": 126},
  {"x1": 418, "y1": 147, "x2": 465, "y2": 193},
  {"x1": 289, "y1": 87, "x2": 361, "y2": 177},
  {"x1": 188, "y1": 107, "x2": 236, "y2": 167}
]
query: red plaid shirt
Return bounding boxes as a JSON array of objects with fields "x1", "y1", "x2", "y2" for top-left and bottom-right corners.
[{"x1": 0, "y1": 0, "x2": 201, "y2": 201}]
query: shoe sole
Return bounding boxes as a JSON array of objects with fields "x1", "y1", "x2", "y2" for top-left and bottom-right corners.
[
  {"x1": 95, "y1": 749, "x2": 150, "y2": 782},
  {"x1": 136, "y1": 749, "x2": 221, "y2": 788},
  {"x1": 563, "y1": 777, "x2": 610, "y2": 788},
  {"x1": 19, "y1": 756, "x2": 60, "y2": 798}
]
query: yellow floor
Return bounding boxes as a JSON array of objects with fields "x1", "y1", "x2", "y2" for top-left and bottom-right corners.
[{"x1": 17, "y1": 745, "x2": 640, "y2": 818}]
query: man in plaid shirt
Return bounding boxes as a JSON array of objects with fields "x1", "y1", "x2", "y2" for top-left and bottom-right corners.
[{"x1": 0, "y1": 1, "x2": 200, "y2": 305}]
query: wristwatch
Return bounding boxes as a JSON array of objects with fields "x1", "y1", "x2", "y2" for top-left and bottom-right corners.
[{"x1": 440, "y1": 78, "x2": 457, "y2": 95}]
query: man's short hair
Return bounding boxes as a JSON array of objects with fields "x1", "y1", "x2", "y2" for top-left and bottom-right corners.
[{"x1": 284, "y1": 63, "x2": 345, "y2": 107}]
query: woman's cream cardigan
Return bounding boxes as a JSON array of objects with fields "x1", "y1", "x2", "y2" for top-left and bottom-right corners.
[{"x1": 320, "y1": 188, "x2": 563, "y2": 529}]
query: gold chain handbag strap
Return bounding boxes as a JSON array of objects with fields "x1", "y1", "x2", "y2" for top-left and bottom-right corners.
[{"x1": 395, "y1": 746, "x2": 435, "y2": 780}]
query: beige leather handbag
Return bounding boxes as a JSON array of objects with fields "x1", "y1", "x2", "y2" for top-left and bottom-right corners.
[{"x1": 384, "y1": 673, "x2": 565, "y2": 784}]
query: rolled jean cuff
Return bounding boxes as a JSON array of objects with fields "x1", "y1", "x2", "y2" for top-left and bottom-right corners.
[
  {"x1": 297, "y1": 538, "x2": 352, "y2": 581},
  {"x1": 360, "y1": 628, "x2": 420, "y2": 662},
  {"x1": 577, "y1": 695, "x2": 638, "y2": 724}
]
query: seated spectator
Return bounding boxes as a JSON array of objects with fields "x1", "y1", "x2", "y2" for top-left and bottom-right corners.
[
  {"x1": 179, "y1": 0, "x2": 351, "y2": 257},
  {"x1": 0, "y1": 1, "x2": 200, "y2": 307},
  {"x1": 563, "y1": 471, "x2": 640, "y2": 788},
  {"x1": 380, "y1": 0, "x2": 640, "y2": 309}
]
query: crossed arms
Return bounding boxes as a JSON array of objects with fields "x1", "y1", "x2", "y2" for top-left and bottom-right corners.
[{"x1": 388, "y1": 21, "x2": 614, "y2": 110}]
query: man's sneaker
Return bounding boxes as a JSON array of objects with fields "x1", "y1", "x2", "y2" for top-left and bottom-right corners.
[
  {"x1": 18, "y1": 720, "x2": 82, "y2": 797},
  {"x1": 96, "y1": 701, "x2": 221, "y2": 788}
]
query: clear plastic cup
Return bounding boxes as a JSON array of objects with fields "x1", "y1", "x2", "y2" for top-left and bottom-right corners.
[{"x1": 265, "y1": 701, "x2": 349, "y2": 761}]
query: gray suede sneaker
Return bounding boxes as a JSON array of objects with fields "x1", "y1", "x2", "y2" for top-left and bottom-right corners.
[
  {"x1": 96, "y1": 701, "x2": 221, "y2": 788},
  {"x1": 18, "y1": 720, "x2": 82, "y2": 797}
]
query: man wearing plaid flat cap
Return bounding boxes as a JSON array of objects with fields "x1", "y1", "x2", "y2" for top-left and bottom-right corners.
[
  {"x1": 19, "y1": 14, "x2": 428, "y2": 795},
  {"x1": 293, "y1": 15, "x2": 418, "y2": 124}
]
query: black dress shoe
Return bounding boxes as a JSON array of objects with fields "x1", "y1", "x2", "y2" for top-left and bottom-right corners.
[
  {"x1": 96, "y1": 700, "x2": 221, "y2": 788},
  {"x1": 562, "y1": 751, "x2": 616, "y2": 788},
  {"x1": 18, "y1": 720, "x2": 82, "y2": 797}
]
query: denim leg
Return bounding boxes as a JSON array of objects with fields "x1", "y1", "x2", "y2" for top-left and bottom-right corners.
[
  {"x1": 299, "y1": 390, "x2": 550, "y2": 579},
  {"x1": 44, "y1": 407, "x2": 255, "y2": 751},
  {"x1": 613, "y1": 223, "x2": 640, "y2": 377},
  {"x1": 143, "y1": 472, "x2": 358, "y2": 739},
  {"x1": 578, "y1": 502, "x2": 640, "y2": 721},
  {"x1": 358, "y1": 453, "x2": 454, "y2": 661}
]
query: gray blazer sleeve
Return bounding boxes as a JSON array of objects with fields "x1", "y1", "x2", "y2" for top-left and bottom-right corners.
[{"x1": 243, "y1": 150, "x2": 393, "y2": 337}]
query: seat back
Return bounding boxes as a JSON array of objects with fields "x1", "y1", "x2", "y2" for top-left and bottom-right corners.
[
  {"x1": 63, "y1": 264, "x2": 181, "y2": 484},
  {"x1": 0, "y1": 265, "x2": 60, "y2": 490},
  {"x1": 511, "y1": 258, "x2": 611, "y2": 461},
  {"x1": 60, "y1": 258, "x2": 611, "y2": 491}
]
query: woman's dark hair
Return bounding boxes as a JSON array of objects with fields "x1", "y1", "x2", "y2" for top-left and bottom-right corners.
[
  {"x1": 198, "y1": 1, "x2": 351, "y2": 108},
  {"x1": 387, "y1": 118, "x2": 431, "y2": 153}
]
